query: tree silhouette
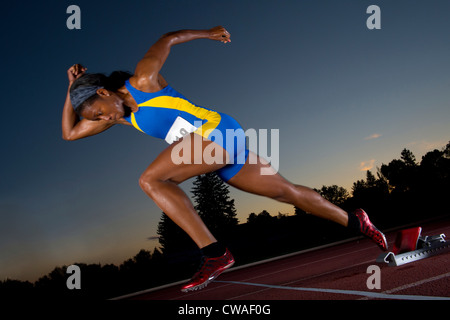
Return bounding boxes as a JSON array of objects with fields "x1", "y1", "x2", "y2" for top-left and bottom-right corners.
[
  {"x1": 157, "y1": 172, "x2": 238, "y2": 253},
  {"x1": 380, "y1": 148, "x2": 419, "y2": 193},
  {"x1": 315, "y1": 185, "x2": 349, "y2": 207},
  {"x1": 418, "y1": 146, "x2": 450, "y2": 202},
  {"x1": 444, "y1": 142, "x2": 450, "y2": 158},
  {"x1": 246, "y1": 210, "x2": 273, "y2": 225},
  {"x1": 401, "y1": 148, "x2": 417, "y2": 166},
  {"x1": 191, "y1": 172, "x2": 239, "y2": 238},
  {"x1": 157, "y1": 212, "x2": 196, "y2": 254}
]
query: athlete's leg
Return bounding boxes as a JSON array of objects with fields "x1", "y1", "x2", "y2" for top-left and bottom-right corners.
[
  {"x1": 139, "y1": 133, "x2": 229, "y2": 248},
  {"x1": 227, "y1": 152, "x2": 388, "y2": 251},
  {"x1": 227, "y1": 152, "x2": 349, "y2": 226}
]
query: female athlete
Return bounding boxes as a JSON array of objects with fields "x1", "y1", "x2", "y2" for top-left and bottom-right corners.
[{"x1": 62, "y1": 26, "x2": 387, "y2": 292}]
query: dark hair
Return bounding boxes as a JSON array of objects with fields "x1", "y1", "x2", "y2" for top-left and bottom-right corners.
[{"x1": 70, "y1": 71, "x2": 133, "y2": 115}]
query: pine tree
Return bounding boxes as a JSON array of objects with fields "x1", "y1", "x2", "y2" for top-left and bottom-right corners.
[
  {"x1": 191, "y1": 172, "x2": 238, "y2": 238},
  {"x1": 157, "y1": 212, "x2": 196, "y2": 254},
  {"x1": 401, "y1": 148, "x2": 418, "y2": 167},
  {"x1": 157, "y1": 172, "x2": 238, "y2": 253},
  {"x1": 316, "y1": 185, "x2": 350, "y2": 207}
]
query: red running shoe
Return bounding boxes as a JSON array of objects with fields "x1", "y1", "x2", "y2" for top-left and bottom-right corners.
[
  {"x1": 181, "y1": 248, "x2": 235, "y2": 292},
  {"x1": 354, "y1": 209, "x2": 388, "y2": 251}
]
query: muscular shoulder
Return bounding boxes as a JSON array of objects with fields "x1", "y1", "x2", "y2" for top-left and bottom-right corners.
[{"x1": 128, "y1": 74, "x2": 168, "y2": 93}]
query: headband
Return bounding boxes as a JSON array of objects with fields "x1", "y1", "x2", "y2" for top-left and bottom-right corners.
[{"x1": 70, "y1": 86, "x2": 103, "y2": 110}]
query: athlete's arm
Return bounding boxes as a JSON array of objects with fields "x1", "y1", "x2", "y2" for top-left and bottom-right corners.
[
  {"x1": 62, "y1": 65, "x2": 120, "y2": 141},
  {"x1": 131, "y1": 26, "x2": 231, "y2": 91}
]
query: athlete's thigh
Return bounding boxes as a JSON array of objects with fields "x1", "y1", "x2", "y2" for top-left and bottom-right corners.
[
  {"x1": 142, "y1": 133, "x2": 229, "y2": 183},
  {"x1": 226, "y1": 151, "x2": 294, "y2": 199}
]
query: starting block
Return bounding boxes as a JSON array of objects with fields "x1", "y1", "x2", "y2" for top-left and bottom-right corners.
[{"x1": 376, "y1": 227, "x2": 450, "y2": 266}]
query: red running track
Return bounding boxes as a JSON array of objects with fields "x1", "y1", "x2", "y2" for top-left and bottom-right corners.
[{"x1": 118, "y1": 216, "x2": 450, "y2": 301}]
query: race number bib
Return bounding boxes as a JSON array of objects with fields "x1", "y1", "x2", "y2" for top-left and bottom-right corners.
[{"x1": 165, "y1": 116, "x2": 198, "y2": 144}]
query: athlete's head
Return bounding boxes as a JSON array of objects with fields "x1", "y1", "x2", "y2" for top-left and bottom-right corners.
[{"x1": 70, "y1": 71, "x2": 132, "y2": 121}]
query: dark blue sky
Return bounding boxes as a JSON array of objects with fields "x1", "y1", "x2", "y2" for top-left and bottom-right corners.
[{"x1": 1, "y1": 0, "x2": 450, "y2": 281}]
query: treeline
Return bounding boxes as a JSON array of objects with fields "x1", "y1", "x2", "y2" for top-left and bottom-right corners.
[
  {"x1": 1, "y1": 141, "x2": 449, "y2": 300},
  {"x1": 343, "y1": 145, "x2": 450, "y2": 229}
]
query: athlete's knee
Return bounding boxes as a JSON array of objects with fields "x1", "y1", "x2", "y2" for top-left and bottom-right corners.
[
  {"x1": 292, "y1": 184, "x2": 329, "y2": 207},
  {"x1": 271, "y1": 183, "x2": 298, "y2": 203},
  {"x1": 139, "y1": 171, "x2": 161, "y2": 195},
  {"x1": 274, "y1": 184, "x2": 322, "y2": 205}
]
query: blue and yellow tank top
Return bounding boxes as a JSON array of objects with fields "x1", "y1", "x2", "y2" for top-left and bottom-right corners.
[
  {"x1": 123, "y1": 79, "x2": 249, "y2": 181},
  {"x1": 123, "y1": 80, "x2": 222, "y2": 144}
]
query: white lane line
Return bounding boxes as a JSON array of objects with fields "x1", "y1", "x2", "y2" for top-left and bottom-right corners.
[
  {"x1": 383, "y1": 272, "x2": 450, "y2": 294},
  {"x1": 357, "y1": 271, "x2": 450, "y2": 300},
  {"x1": 233, "y1": 247, "x2": 374, "y2": 284},
  {"x1": 226, "y1": 259, "x2": 375, "y2": 300},
  {"x1": 215, "y1": 280, "x2": 450, "y2": 300}
]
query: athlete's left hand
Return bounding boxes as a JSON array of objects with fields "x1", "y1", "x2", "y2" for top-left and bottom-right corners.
[
  {"x1": 208, "y1": 26, "x2": 231, "y2": 43},
  {"x1": 67, "y1": 64, "x2": 87, "y2": 84}
]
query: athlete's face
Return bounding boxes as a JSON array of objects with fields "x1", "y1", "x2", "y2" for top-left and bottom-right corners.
[{"x1": 81, "y1": 91, "x2": 125, "y2": 121}]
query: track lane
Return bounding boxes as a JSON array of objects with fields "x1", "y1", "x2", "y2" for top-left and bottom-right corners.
[{"x1": 125, "y1": 216, "x2": 450, "y2": 300}]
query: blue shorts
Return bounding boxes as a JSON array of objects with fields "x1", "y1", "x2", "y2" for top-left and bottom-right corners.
[{"x1": 207, "y1": 112, "x2": 249, "y2": 182}]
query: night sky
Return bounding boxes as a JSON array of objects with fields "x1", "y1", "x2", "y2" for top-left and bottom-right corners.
[{"x1": 1, "y1": 0, "x2": 450, "y2": 281}]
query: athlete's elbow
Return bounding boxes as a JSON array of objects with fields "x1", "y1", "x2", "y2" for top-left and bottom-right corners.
[
  {"x1": 62, "y1": 135, "x2": 74, "y2": 141},
  {"x1": 62, "y1": 132, "x2": 79, "y2": 141},
  {"x1": 160, "y1": 31, "x2": 177, "y2": 41},
  {"x1": 159, "y1": 31, "x2": 182, "y2": 47}
]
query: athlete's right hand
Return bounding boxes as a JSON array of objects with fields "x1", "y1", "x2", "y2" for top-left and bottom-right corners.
[
  {"x1": 208, "y1": 26, "x2": 231, "y2": 43},
  {"x1": 67, "y1": 64, "x2": 87, "y2": 84}
]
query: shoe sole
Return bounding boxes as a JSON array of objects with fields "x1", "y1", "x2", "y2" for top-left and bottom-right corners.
[
  {"x1": 181, "y1": 260, "x2": 235, "y2": 293},
  {"x1": 355, "y1": 209, "x2": 388, "y2": 251},
  {"x1": 377, "y1": 230, "x2": 388, "y2": 251},
  {"x1": 365, "y1": 225, "x2": 388, "y2": 251}
]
